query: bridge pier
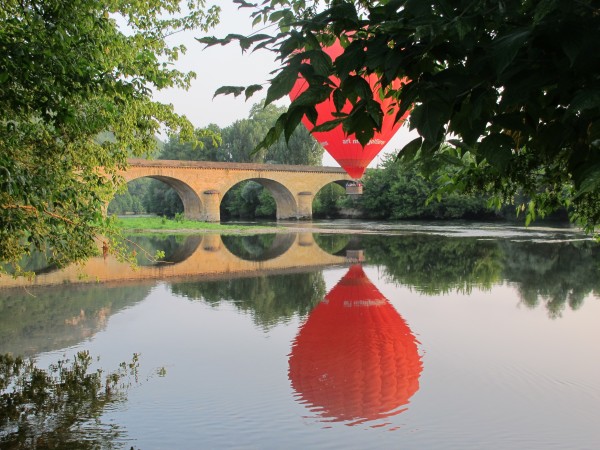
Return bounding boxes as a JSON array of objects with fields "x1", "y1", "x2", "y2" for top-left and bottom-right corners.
[
  {"x1": 297, "y1": 192, "x2": 314, "y2": 220},
  {"x1": 202, "y1": 190, "x2": 221, "y2": 222}
]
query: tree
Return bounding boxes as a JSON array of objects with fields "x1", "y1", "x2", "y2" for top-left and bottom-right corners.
[
  {"x1": 0, "y1": 0, "x2": 220, "y2": 274},
  {"x1": 313, "y1": 183, "x2": 345, "y2": 217},
  {"x1": 143, "y1": 179, "x2": 184, "y2": 217},
  {"x1": 201, "y1": 0, "x2": 600, "y2": 232},
  {"x1": 220, "y1": 102, "x2": 323, "y2": 164},
  {"x1": 359, "y1": 155, "x2": 497, "y2": 220},
  {"x1": 160, "y1": 125, "x2": 224, "y2": 161}
]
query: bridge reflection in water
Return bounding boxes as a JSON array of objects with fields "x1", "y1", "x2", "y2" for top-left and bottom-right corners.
[
  {"x1": 0, "y1": 233, "x2": 348, "y2": 289},
  {"x1": 289, "y1": 264, "x2": 422, "y2": 427},
  {"x1": 1, "y1": 234, "x2": 423, "y2": 428}
]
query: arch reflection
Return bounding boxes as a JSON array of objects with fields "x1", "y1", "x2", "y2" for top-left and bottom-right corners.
[
  {"x1": 221, "y1": 234, "x2": 296, "y2": 261},
  {"x1": 288, "y1": 265, "x2": 422, "y2": 426}
]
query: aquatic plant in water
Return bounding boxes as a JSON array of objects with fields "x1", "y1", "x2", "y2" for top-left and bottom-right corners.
[{"x1": 0, "y1": 351, "x2": 140, "y2": 449}]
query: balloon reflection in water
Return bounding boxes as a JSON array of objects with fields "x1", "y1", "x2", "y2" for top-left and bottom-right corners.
[{"x1": 288, "y1": 265, "x2": 422, "y2": 426}]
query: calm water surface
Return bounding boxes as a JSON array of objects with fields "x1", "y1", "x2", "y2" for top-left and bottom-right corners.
[{"x1": 1, "y1": 222, "x2": 599, "y2": 449}]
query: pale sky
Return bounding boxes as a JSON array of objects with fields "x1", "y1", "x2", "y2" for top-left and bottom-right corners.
[{"x1": 153, "y1": 1, "x2": 418, "y2": 167}]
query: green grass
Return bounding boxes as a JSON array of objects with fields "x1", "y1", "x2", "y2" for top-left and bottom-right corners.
[
  {"x1": 114, "y1": 216, "x2": 271, "y2": 233},
  {"x1": 116, "y1": 217, "x2": 275, "y2": 233}
]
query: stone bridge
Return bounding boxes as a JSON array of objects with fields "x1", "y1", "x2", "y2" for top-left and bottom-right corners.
[
  {"x1": 0, "y1": 233, "x2": 350, "y2": 289},
  {"x1": 122, "y1": 159, "x2": 353, "y2": 221}
]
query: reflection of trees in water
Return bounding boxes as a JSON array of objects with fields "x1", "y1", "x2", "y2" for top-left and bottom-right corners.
[
  {"x1": 221, "y1": 234, "x2": 280, "y2": 261},
  {"x1": 3, "y1": 234, "x2": 200, "y2": 274},
  {"x1": 1, "y1": 351, "x2": 139, "y2": 449},
  {"x1": 362, "y1": 234, "x2": 600, "y2": 317},
  {"x1": 0, "y1": 284, "x2": 152, "y2": 356},
  {"x1": 124, "y1": 234, "x2": 198, "y2": 265},
  {"x1": 313, "y1": 234, "x2": 351, "y2": 255},
  {"x1": 500, "y1": 240, "x2": 600, "y2": 318},
  {"x1": 170, "y1": 271, "x2": 326, "y2": 329},
  {"x1": 2, "y1": 247, "x2": 58, "y2": 275},
  {"x1": 363, "y1": 235, "x2": 503, "y2": 294}
]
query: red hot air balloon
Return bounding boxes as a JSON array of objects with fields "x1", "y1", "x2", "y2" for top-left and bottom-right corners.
[
  {"x1": 289, "y1": 41, "x2": 410, "y2": 179},
  {"x1": 288, "y1": 265, "x2": 422, "y2": 426}
]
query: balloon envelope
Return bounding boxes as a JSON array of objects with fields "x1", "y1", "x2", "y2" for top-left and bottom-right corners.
[
  {"x1": 289, "y1": 41, "x2": 409, "y2": 179},
  {"x1": 288, "y1": 265, "x2": 422, "y2": 425}
]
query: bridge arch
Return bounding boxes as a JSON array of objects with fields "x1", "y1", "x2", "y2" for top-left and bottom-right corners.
[
  {"x1": 314, "y1": 178, "x2": 355, "y2": 196},
  {"x1": 123, "y1": 174, "x2": 203, "y2": 220},
  {"x1": 222, "y1": 177, "x2": 300, "y2": 221},
  {"x1": 309, "y1": 178, "x2": 357, "y2": 218}
]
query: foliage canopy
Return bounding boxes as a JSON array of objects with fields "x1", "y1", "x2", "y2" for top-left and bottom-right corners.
[
  {"x1": 201, "y1": 0, "x2": 600, "y2": 231},
  {"x1": 0, "y1": 0, "x2": 219, "y2": 273}
]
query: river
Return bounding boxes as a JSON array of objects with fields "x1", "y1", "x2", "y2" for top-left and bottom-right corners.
[{"x1": 1, "y1": 221, "x2": 599, "y2": 449}]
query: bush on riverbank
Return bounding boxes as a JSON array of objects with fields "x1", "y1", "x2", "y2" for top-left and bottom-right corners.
[{"x1": 357, "y1": 156, "x2": 498, "y2": 220}]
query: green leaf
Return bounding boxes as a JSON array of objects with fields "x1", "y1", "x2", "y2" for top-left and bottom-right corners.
[
  {"x1": 478, "y1": 133, "x2": 515, "y2": 172},
  {"x1": 398, "y1": 136, "x2": 423, "y2": 161},
  {"x1": 332, "y1": 88, "x2": 346, "y2": 112},
  {"x1": 312, "y1": 119, "x2": 343, "y2": 133},
  {"x1": 292, "y1": 84, "x2": 331, "y2": 107},
  {"x1": 491, "y1": 28, "x2": 531, "y2": 76},
  {"x1": 573, "y1": 162, "x2": 600, "y2": 195},
  {"x1": 404, "y1": 0, "x2": 432, "y2": 17},
  {"x1": 284, "y1": 108, "x2": 304, "y2": 143},
  {"x1": 306, "y1": 49, "x2": 332, "y2": 77},
  {"x1": 340, "y1": 76, "x2": 372, "y2": 103},
  {"x1": 345, "y1": 102, "x2": 376, "y2": 146},
  {"x1": 196, "y1": 36, "x2": 230, "y2": 47},
  {"x1": 213, "y1": 86, "x2": 245, "y2": 98},
  {"x1": 561, "y1": 34, "x2": 584, "y2": 67},
  {"x1": 269, "y1": 9, "x2": 290, "y2": 23},
  {"x1": 255, "y1": 123, "x2": 282, "y2": 153},
  {"x1": 410, "y1": 101, "x2": 449, "y2": 143},
  {"x1": 568, "y1": 89, "x2": 600, "y2": 114},
  {"x1": 588, "y1": 120, "x2": 600, "y2": 142},
  {"x1": 447, "y1": 139, "x2": 471, "y2": 152},
  {"x1": 305, "y1": 106, "x2": 318, "y2": 125},
  {"x1": 244, "y1": 84, "x2": 263, "y2": 100},
  {"x1": 265, "y1": 63, "x2": 300, "y2": 106},
  {"x1": 534, "y1": 0, "x2": 559, "y2": 24},
  {"x1": 438, "y1": 152, "x2": 463, "y2": 166},
  {"x1": 334, "y1": 41, "x2": 365, "y2": 80},
  {"x1": 233, "y1": 0, "x2": 255, "y2": 8},
  {"x1": 329, "y1": 2, "x2": 359, "y2": 24}
]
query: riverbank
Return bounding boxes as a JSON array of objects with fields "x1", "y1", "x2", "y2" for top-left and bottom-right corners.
[
  {"x1": 116, "y1": 216, "x2": 586, "y2": 238},
  {"x1": 116, "y1": 216, "x2": 376, "y2": 235},
  {"x1": 116, "y1": 216, "x2": 268, "y2": 233}
]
